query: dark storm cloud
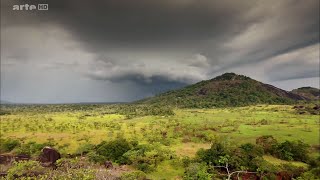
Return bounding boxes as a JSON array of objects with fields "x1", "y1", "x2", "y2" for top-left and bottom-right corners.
[
  {"x1": 1, "y1": 0, "x2": 319, "y2": 103},
  {"x1": 2, "y1": 0, "x2": 258, "y2": 50}
]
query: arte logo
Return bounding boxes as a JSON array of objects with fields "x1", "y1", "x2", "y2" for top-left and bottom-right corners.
[{"x1": 13, "y1": 4, "x2": 48, "y2": 11}]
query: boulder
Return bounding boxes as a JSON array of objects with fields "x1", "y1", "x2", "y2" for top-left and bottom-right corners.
[
  {"x1": 14, "y1": 154, "x2": 30, "y2": 161},
  {"x1": 38, "y1": 147, "x2": 61, "y2": 166},
  {"x1": 0, "y1": 154, "x2": 13, "y2": 164},
  {"x1": 104, "y1": 161, "x2": 113, "y2": 169}
]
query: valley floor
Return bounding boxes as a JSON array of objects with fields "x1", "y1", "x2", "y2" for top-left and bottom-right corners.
[{"x1": 0, "y1": 104, "x2": 319, "y2": 179}]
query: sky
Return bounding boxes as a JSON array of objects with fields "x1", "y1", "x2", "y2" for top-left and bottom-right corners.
[{"x1": 1, "y1": 0, "x2": 319, "y2": 103}]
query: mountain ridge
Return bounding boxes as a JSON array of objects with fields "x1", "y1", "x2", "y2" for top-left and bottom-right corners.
[
  {"x1": 137, "y1": 73, "x2": 312, "y2": 108},
  {"x1": 291, "y1": 87, "x2": 320, "y2": 100}
]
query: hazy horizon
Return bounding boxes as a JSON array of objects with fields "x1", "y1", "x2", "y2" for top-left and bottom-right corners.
[
  {"x1": 1, "y1": 0, "x2": 319, "y2": 103},
  {"x1": 1, "y1": 72, "x2": 319, "y2": 104}
]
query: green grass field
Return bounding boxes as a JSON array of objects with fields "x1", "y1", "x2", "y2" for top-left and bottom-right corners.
[{"x1": 0, "y1": 104, "x2": 319, "y2": 179}]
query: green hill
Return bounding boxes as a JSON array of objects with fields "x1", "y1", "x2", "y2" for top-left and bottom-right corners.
[
  {"x1": 138, "y1": 73, "x2": 307, "y2": 108},
  {"x1": 291, "y1": 87, "x2": 320, "y2": 100},
  {"x1": 0, "y1": 100, "x2": 13, "y2": 104}
]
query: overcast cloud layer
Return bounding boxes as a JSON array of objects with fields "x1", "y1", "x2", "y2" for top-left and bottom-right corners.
[{"x1": 1, "y1": 0, "x2": 319, "y2": 103}]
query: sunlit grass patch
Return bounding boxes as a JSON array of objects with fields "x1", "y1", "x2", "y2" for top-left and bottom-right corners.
[{"x1": 263, "y1": 155, "x2": 309, "y2": 169}]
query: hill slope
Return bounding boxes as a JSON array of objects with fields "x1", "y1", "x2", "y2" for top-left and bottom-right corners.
[
  {"x1": 138, "y1": 73, "x2": 307, "y2": 108},
  {"x1": 291, "y1": 87, "x2": 320, "y2": 100},
  {"x1": 0, "y1": 100, "x2": 13, "y2": 104}
]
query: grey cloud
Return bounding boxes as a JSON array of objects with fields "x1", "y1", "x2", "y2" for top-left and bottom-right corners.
[
  {"x1": 263, "y1": 44, "x2": 319, "y2": 81},
  {"x1": 187, "y1": 54, "x2": 210, "y2": 68},
  {"x1": 207, "y1": 0, "x2": 319, "y2": 72},
  {"x1": 84, "y1": 55, "x2": 210, "y2": 84}
]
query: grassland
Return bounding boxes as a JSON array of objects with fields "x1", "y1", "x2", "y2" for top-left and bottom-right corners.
[{"x1": 0, "y1": 104, "x2": 319, "y2": 179}]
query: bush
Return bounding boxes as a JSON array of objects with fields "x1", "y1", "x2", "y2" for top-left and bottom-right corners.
[
  {"x1": 87, "y1": 151, "x2": 105, "y2": 163},
  {"x1": 42, "y1": 158, "x2": 96, "y2": 180},
  {"x1": 257, "y1": 137, "x2": 310, "y2": 162},
  {"x1": 75, "y1": 143, "x2": 95, "y2": 156},
  {"x1": 197, "y1": 142, "x2": 266, "y2": 171},
  {"x1": 123, "y1": 143, "x2": 173, "y2": 172},
  {"x1": 196, "y1": 142, "x2": 229, "y2": 165},
  {"x1": 7, "y1": 160, "x2": 45, "y2": 179},
  {"x1": 96, "y1": 138, "x2": 132, "y2": 164},
  {"x1": 182, "y1": 156, "x2": 193, "y2": 168},
  {"x1": 280, "y1": 163, "x2": 305, "y2": 179},
  {"x1": 120, "y1": 171, "x2": 147, "y2": 180},
  {"x1": 183, "y1": 163, "x2": 212, "y2": 180},
  {"x1": 14, "y1": 141, "x2": 47, "y2": 156},
  {"x1": 0, "y1": 139, "x2": 21, "y2": 152},
  {"x1": 238, "y1": 143, "x2": 264, "y2": 170},
  {"x1": 42, "y1": 168, "x2": 95, "y2": 180},
  {"x1": 297, "y1": 167, "x2": 320, "y2": 180},
  {"x1": 252, "y1": 157, "x2": 280, "y2": 177},
  {"x1": 256, "y1": 135, "x2": 277, "y2": 154},
  {"x1": 274, "y1": 140, "x2": 309, "y2": 162}
]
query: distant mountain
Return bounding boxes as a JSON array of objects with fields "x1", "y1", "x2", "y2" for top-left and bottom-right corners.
[
  {"x1": 0, "y1": 100, "x2": 13, "y2": 104},
  {"x1": 291, "y1": 87, "x2": 320, "y2": 100},
  {"x1": 138, "y1": 73, "x2": 308, "y2": 108}
]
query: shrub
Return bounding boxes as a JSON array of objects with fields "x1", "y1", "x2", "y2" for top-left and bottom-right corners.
[
  {"x1": 238, "y1": 143, "x2": 264, "y2": 170},
  {"x1": 42, "y1": 158, "x2": 96, "y2": 180},
  {"x1": 280, "y1": 163, "x2": 306, "y2": 179},
  {"x1": 182, "y1": 156, "x2": 193, "y2": 168},
  {"x1": 196, "y1": 142, "x2": 229, "y2": 165},
  {"x1": 7, "y1": 160, "x2": 45, "y2": 179},
  {"x1": 120, "y1": 171, "x2": 147, "y2": 180},
  {"x1": 0, "y1": 139, "x2": 21, "y2": 152},
  {"x1": 183, "y1": 163, "x2": 212, "y2": 180},
  {"x1": 123, "y1": 143, "x2": 173, "y2": 172},
  {"x1": 256, "y1": 137, "x2": 310, "y2": 162},
  {"x1": 297, "y1": 167, "x2": 320, "y2": 180},
  {"x1": 275, "y1": 140, "x2": 309, "y2": 162},
  {"x1": 14, "y1": 141, "x2": 47, "y2": 156},
  {"x1": 87, "y1": 151, "x2": 105, "y2": 163},
  {"x1": 256, "y1": 135, "x2": 277, "y2": 154},
  {"x1": 96, "y1": 138, "x2": 132, "y2": 164},
  {"x1": 75, "y1": 143, "x2": 95, "y2": 156},
  {"x1": 252, "y1": 157, "x2": 280, "y2": 177}
]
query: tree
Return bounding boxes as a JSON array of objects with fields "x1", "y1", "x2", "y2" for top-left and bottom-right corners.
[
  {"x1": 183, "y1": 163, "x2": 213, "y2": 180},
  {"x1": 196, "y1": 142, "x2": 229, "y2": 165},
  {"x1": 252, "y1": 157, "x2": 280, "y2": 179},
  {"x1": 238, "y1": 143, "x2": 264, "y2": 170},
  {"x1": 275, "y1": 140, "x2": 309, "y2": 162},
  {"x1": 212, "y1": 155, "x2": 258, "y2": 180},
  {"x1": 256, "y1": 135, "x2": 277, "y2": 154}
]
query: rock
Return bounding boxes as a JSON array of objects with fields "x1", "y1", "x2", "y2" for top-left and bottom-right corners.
[
  {"x1": 198, "y1": 88, "x2": 208, "y2": 95},
  {"x1": 14, "y1": 154, "x2": 30, "y2": 161},
  {"x1": 38, "y1": 147, "x2": 61, "y2": 166},
  {"x1": 0, "y1": 155, "x2": 11, "y2": 164},
  {"x1": 104, "y1": 161, "x2": 113, "y2": 169},
  {"x1": 293, "y1": 105, "x2": 305, "y2": 109},
  {"x1": 0, "y1": 154, "x2": 14, "y2": 164},
  {"x1": 0, "y1": 154, "x2": 30, "y2": 164}
]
